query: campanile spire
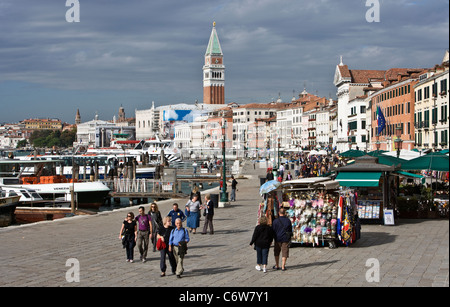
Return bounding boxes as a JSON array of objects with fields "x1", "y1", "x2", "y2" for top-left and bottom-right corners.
[{"x1": 203, "y1": 22, "x2": 225, "y2": 104}]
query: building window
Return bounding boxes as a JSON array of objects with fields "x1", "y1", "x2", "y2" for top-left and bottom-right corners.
[
  {"x1": 424, "y1": 110, "x2": 430, "y2": 128},
  {"x1": 441, "y1": 130, "x2": 448, "y2": 145},
  {"x1": 416, "y1": 89, "x2": 422, "y2": 101},
  {"x1": 432, "y1": 108, "x2": 438, "y2": 124},
  {"x1": 424, "y1": 86, "x2": 430, "y2": 99},
  {"x1": 441, "y1": 105, "x2": 448, "y2": 122},
  {"x1": 432, "y1": 82, "x2": 438, "y2": 97},
  {"x1": 440, "y1": 79, "x2": 448, "y2": 94}
]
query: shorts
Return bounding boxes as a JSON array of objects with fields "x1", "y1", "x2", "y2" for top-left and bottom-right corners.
[{"x1": 274, "y1": 242, "x2": 289, "y2": 258}]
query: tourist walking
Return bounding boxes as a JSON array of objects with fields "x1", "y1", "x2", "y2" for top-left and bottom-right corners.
[
  {"x1": 230, "y1": 175, "x2": 238, "y2": 201},
  {"x1": 185, "y1": 194, "x2": 201, "y2": 234},
  {"x1": 249, "y1": 216, "x2": 275, "y2": 273},
  {"x1": 135, "y1": 206, "x2": 153, "y2": 262},
  {"x1": 169, "y1": 218, "x2": 190, "y2": 278},
  {"x1": 192, "y1": 162, "x2": 198, "y2": 175},
  {"x1": 119, "y1": 212, "x2": 137, "y2": 263},
  {"x1": 190, "y1": 185, "x2": 202, "y2": 205},
  {"x1": 272, "y1": 208, "x2": 293, "y2": 271},
  {"x1": 156, "y1": 216, "x2": 177, "y2": 277},
  {"x1": 201, "y1": 194, "x2": 214, "y2": 235},
  {"x1": 167, "y1": 203, "x2": 186, "y2": 227},
  {"x1": 279, "y1": 164, "x2": 285, "y2": 180},
  {"x1": 266, "y1": 168, "x2": 274, "y2": 182},
  {"x1": 149, "y1": 203, "x2": 163, "y2": 252}
]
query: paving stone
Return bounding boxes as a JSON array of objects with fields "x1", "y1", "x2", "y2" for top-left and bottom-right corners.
[{"x1": 0, "y1": 161, "x2": 448, "y2": 287}]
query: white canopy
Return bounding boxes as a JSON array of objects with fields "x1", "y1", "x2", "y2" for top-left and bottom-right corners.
[{"x1": 382, "y1": 149, "x2": 421, "y2": 160}]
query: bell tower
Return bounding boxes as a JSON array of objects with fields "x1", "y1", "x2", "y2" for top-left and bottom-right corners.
[{"x1": 203, "y1": 22, "x2": 225, "y2": 104}]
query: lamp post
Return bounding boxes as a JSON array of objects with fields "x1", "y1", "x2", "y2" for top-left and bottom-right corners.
[
  {"x1": 220, "y1": 117, "x2": 228, "y2": 205},
  {"x1": 276, "y1": 136, "x2": 279, "y2": 169},
  {"x1": 375, "y1": 135, "x2": 381, "y2": 151},
  {"x1": 395, "y1": 124, "x2": 403, "y2": 158}
]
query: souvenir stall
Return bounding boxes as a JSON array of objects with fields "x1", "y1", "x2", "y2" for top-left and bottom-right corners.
[
  {"x1": 258, "y1": 177, "x2": 360, "y2": 248},
  {"x1": 335, "y1": 155, "x2": 396, "y2": 225}
]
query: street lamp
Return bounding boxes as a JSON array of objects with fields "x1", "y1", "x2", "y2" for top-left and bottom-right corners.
[
  {"x1": 395, "y1": 124, "x2": 403, "y2": 158},
  {"x1": 220, "y1": 117, "x2": 228, "y2": 204},
  {"x1": 277, "y1": 136, "x2": 281, "y2": 170}
]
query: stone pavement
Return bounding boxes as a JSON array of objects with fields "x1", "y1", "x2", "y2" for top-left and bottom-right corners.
[{"x1": 0, "y1": 161, "x2": 448, "y2": 288}]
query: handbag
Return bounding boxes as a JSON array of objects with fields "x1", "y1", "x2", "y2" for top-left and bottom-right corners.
[{"x1": 156, "y1": 238, "x2": 166, "y2": 251}]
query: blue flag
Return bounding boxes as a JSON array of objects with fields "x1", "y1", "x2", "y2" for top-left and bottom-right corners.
[{"x1": 377, "y1": 106, "x2": 386, "y2": 135}]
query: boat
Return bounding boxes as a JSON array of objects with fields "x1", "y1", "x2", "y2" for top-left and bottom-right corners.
[
  {"x1": 0, "y1": 159, "x2": 110, "y2": 209},
  {"x1": 0, "y1": 190, "x2": 21, "y2": 227},
  {"x1": 86, "y1": 136, "x2": 182, "y2": 164},
  {"x1": 0, "y1": 183, "x2": 45, "y2": 205}
]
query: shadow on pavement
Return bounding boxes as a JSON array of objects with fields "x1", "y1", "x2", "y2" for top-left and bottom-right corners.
[{"x1": 186, "y1": 265, "x2": 240, "y2": 277}]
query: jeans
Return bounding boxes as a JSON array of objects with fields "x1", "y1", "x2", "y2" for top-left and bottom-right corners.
[
  {"x1": 230, "y1": 189, "x2": 236, "y2": 201},
  {"x1": 255, "y1": 246, "x2": 269, "y2": 265},
  {"x1": 160, "y1": 247, "x2": 177, "y2": 273},
  {"x1": 125, "y1": 237, "x2": 135, "y2": 260}
]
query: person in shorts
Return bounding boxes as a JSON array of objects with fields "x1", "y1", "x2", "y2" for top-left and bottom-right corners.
[{"x1": 271, "y1": 208, "x2": 292, "y2": 271}]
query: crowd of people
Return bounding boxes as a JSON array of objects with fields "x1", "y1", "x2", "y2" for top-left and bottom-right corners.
[
  {"x1": 266, "y1": 152, "x2": 346, "y2": 182},
  {"x1": 119, "y1": 187, "x2": 215, "y2": 279}
]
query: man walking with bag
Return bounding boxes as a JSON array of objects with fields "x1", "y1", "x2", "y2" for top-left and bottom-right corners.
[
  {"x1": 169, "y1": 218, "x2": 190, "y2": 278},
  {"x1": 272, "y1": 208, "x2": 292, "y2": 271}
]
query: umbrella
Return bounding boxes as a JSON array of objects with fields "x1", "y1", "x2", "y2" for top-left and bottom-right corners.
[
  {"x1": 308, "y1": 149, "x2": 319, "y2": 156},
  {"x1": 401, "y1": 152, "x2": 449, "y2": 171},
  {"x1": 382, "y1": 149, "x2": 421, "y2": 160},
  {"x1": 339, "y1": 149, "x2": 366, "y2": 158},
  {"x1": 259, "y1": 180, "x2": 281, "y2": 195}
]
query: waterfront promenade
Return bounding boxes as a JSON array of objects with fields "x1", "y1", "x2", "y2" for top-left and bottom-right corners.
[{"x1": 0, "y1": 161, "x2": 448, "y2": 287}]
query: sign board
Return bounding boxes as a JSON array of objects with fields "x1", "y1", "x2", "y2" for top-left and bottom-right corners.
[{"x1": 383, "y1": 209, "x2": 395, "y2": 226}]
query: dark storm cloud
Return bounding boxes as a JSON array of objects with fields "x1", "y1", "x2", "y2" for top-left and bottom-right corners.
[{"x1": 0, "y1": 0, "x2": 448, "y2": 122}]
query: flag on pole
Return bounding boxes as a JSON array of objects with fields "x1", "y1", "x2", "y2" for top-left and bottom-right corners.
[{"x1": 377, "y1": 106, "x2": 386, "y2": 135}]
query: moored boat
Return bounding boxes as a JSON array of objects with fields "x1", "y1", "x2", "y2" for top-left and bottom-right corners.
[
  {"x1": 0, "y1": 191, "x2": 21, "y2": 227},
  {"x1": 0, "y1": 159, "x2": 111, "y2": 209}
]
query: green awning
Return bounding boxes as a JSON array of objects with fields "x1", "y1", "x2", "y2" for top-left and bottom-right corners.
[
  {"x1": 336, "y1": 172, "x2": 382, "y2": 187},
  {"x1": 394, "y1": 171, "x2": 424, "y2": 179}
]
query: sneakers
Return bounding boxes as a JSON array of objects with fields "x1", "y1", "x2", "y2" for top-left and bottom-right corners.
[{"x1": 255, "y1": 265, "x2": 267, "y2": 273}]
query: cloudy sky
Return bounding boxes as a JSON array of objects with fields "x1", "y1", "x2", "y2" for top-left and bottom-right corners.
[{"x1": 0, "y1": 0, "x2": 448, "y2": 124}]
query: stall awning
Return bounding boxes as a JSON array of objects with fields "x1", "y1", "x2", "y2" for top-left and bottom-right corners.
[
  {"x1": 394, "y1": 171, "x2": 424, "y2": 179},
  {"x1": 336, "y1": 172, "x2": 382, "y2": 187}
]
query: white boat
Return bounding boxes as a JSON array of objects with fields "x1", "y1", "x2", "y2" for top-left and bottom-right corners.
[
  {"x1": 0, "y1": 183, "x2": 45, "y2": 204},
  {"x1": 86, "y1": 136, "x2": 182, "y2": 163},
  {"x1": 0, "y1": 159, "x2": 110, "y2": 209}
]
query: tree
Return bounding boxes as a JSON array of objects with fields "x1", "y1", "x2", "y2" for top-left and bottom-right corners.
[
  {"x1": 16, "y1": 139, "x2": 28, "y2": 148},
  {"x1": 28, "y1": 128, "x2": 77, "y2": 148}
]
